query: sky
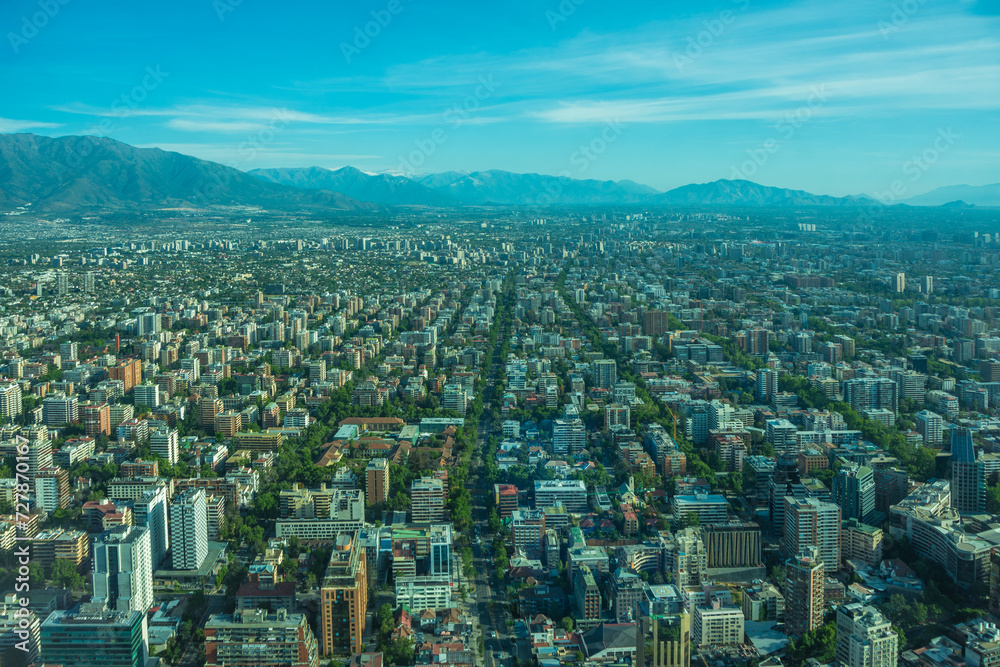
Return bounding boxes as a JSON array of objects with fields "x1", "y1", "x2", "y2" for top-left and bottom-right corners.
[{"x1": 1, "y1": 0, "x2": 998, "y2": 196}]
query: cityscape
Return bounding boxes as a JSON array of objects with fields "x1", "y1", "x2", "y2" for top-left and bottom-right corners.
[{"x1": 1, "y1": 2, "x2": 1000, "y2": 667}]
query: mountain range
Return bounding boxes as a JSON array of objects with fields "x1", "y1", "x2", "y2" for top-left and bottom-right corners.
[
  {"x1": 1, "y1": 133, "x2": 997, "y2": 212},
  {"x1": 0, "y1": 134, "x2": 371, "y2": 213}
]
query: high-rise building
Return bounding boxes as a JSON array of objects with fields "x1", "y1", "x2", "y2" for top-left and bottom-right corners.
[
  {"x1": 133, "y1": 383, "x2": 160, "y2": 409},
  {"x1": 319, "y1": 532, "x2": 367, "y2": 656},
  {"x1": 133, "y1": 486, "x2": 169, "y2": 568},
  {"x1": 42, "y1": 393, "x2": 79, "y2": 426},
  {"x1": 894, "y1": 272, "x2": 906, "y2": 293},
  {"x1": 25, "y1": 427, "x2": 53, "y2": 481},
  {"x1": 365, "y1": 458, "x2": 389, "y2": 507},
  {"x1": 951, "y1": 427, "x2": 984, "y2": 513},
  {"x1": 672, "y1": 527, "x2": 707, "y2": 588},
  {"x1": 108, "y1": 358, "x2": 142, "y2": 393},
  {"x1": 755, "y1": 369, "x2": 777, "y2": 402},
  {"x1": 572, "y1": 565, "x2": 601, "y2": 621},
  {"x1": 200, "y1": 397, "x2": 223, "y2": 428},
  {"x1": 92, "y1": 525, "x2": 154, "y2": 614},
  {"x1": 494, "y1": 484, "x2": 519, "y2": 519},
  {"x1": 651, "y1": 614, "x2": 691, "y2": 667},
  {"x1": 836, "y1": 603, "x2": 897, "y2": 667},
  {"x1": 410, "y1": 477, "x2": 446, "y2": 522},
  {"x1": 204, "y1": 608, "x2": 319, "y2": 667},
  {"x1": 169, "y1": 489, "x2": 208, "y2": 570},
  {"x1": 35, "y1": 467, "x2": 70, "y2": 513},
  {"x1": 604, "y1": 403, "x2": 630, "y2": 429},
  {"x1": 784, "y1": 547, "x2": 825, "y2": 637},
  {"x1": 782, "y1": 497, "x2": 841, "y2": 571},
  {"x1": 81, "y1": 402, "x2": 111, "y2": 438},
  {"x1": 84, "y1": 271, "x2": 95, "y2": 293},
  {"x1": 0, "y1": 382, "x2": 22, "y2": 420},
  {"x1": 832, "y1": 464, "x2": 875, "y2": 524},
  {"x1": 40, "y1": 606, "x2": 149, "y2": 667},
  {"x1": 552, "y1": 418, "x2": 586, "y2": 455},
  {"x1": 149, "y1": 426, "x2": 180, "y2": 465},
  {"x1": 915, "y1": 410, "x2": 943, "y2": 446},
  {"x1": 593, "y1": 359, "x2": 618, "y2": 389},
  {"x1": 429, "y1": 524, "x2": 452, "y2": 580}
]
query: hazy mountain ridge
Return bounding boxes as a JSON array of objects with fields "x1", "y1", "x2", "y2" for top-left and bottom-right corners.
[
  {"x1": 0, "y1": 134, "x2": 373, "y2": 213},
  {"x1": 904, "y1": 183, "x2": 1000, "y2": 207},
  {"x1": 2, "y1": 133, "x2": 995, "y2": 212},
  {"x1": 248, "y1": 166, "x2": 457, "y2": 206}
]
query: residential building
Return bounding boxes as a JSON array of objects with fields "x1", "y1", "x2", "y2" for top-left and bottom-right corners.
[
  {"x1": 319, "y1": 532, "x2": 367, "y2": 656},
  {"x1": 411, "y1": 477, "x2": 446, "y2": 522},
  {"x1": 785, "y1": 547, "x2": 825, "y2": 637},
  {"x1": 692, "y1": 601, "x2": 744, "y2": 647},
  {"x1": 204, "y1": 608, "x2": 319, "y2": 667},
  {"x1": 836, "y1": 603, "x2": 897, "y2": 667},
  {"x1": 169, "y1": 488, "x2": 208, "y2": 570},
  {"x1": 365, "y1": 458, "x2": 389, "y2": 507},
  {"x1": 782, "y1": 497, "x2": 841, "y2": 572}
]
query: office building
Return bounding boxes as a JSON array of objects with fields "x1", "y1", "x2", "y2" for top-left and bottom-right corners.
[
  {"x1": 671, "y1": 494, "x2": 728, "y2": 525},
  {"x1": 429, "y1": 524, "x2": 452, "y2": 580},
  {"x1": 319, "y1": 532, "x2": 367, "y2": 656},
  {"x1": 365, "y1": 458, "x2": 389, "y2": 507},
  {"x1": 40, "y1": 606, "x2": 148, "y2": 667},
  {"x1": 836, "y1": 603, "x2": 897, "y2": 667},
  {"x1": 832, "y1": 464, "x2": 876, "y2": 524},
  {"x1": 169, "y1": 488, "x2": 208, "y2": 570},
  {"x1": 92, "y1": 525, "x2": 154, "y2": 614},
  {"x1": 784, "y1": 547, "x2": 825, "y2": 637},
  {"x1": 701, "y1": 522, "x2": 761, "y2": 569},
  {"x1": 651, "y1": 615, "x2": 691, "y2": 667},
  {"x1": 204, "y1": 608, "x2": 319, "y2": 667},
  {"x1": 952, "y1": 427, "x2": 984, "y2": 513},
  {"x1": 782, "y1": 497, "x2": 841, "y2": 571},
  {"x1": 534, "y1": 479, "x2": 587, "y2": 513}
]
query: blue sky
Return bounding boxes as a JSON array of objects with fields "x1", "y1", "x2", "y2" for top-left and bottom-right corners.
[{"x1": 1, "y1": 0, "x2": 998, "y2": 195}]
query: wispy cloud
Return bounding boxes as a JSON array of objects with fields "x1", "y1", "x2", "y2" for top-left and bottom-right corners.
[{"x1": 0, "y1": 117, "x2": 63, "y2": 133}]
